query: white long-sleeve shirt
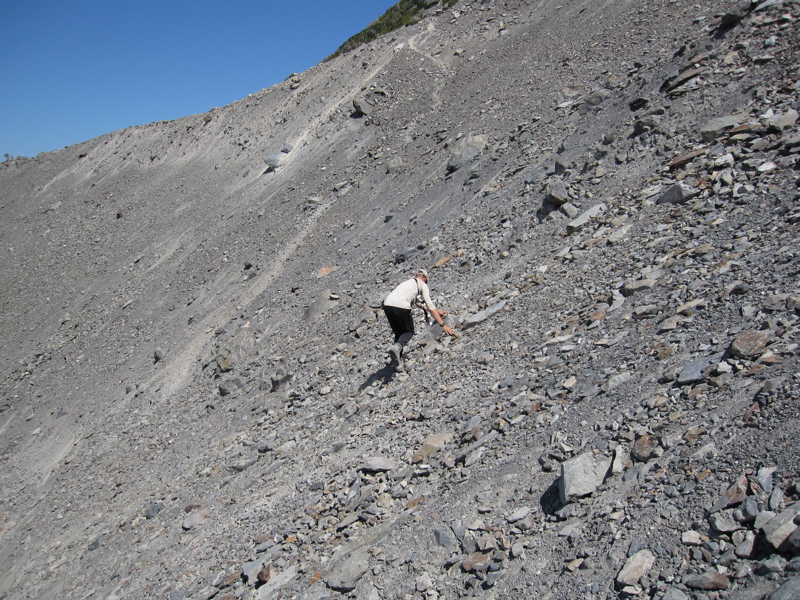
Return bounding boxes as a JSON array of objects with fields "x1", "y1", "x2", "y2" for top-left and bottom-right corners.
[{"x1": 383, "y1": 277, "x2": 437, "y2": 311}]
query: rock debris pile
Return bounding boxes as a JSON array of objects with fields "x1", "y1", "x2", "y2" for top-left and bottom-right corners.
[{"x1": 0, "y1": 0, "x2": 799, "y2": 599}]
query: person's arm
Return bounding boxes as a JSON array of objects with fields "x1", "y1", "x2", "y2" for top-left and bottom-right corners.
[
  {"x1": 419, "y1": 279, "x2": 455, "y2": 335},
  {"x1": 430, "y1": 308, "x2": 455, "y2": 336}
]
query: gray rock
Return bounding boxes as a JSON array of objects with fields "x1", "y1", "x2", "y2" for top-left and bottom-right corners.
[
  {"x1": 601, "y1": 371, "x2": 631, "y2": 392},
  {"x1": 710, "y1": 510, "x2": 743, "y2": 533},
  {"x1": 462, "y1": 300, "x2": 507, "y2": 329},
  {"x1": 352, "y1": 97, "x2": 372, "y2": 116},
  {"x1": 684, "y1": 571, "x2": 730, "y2": 590},
  {"x1": 709, "y1": 474, "x2": 749, "y2": 514},
  {"x1": 456, "y1": 430, "x2": 498, "y2": 464},
  {"x1": 324, "y1": 546, "x2": 371, "y2": 592},
  {"x1": 784, "y1": 527, "x2": 800, "y2": 555},
  {"x1": 742, "y1": 496, "x2": 760, "y2": 522},
  {"x1": 254, "y1": 565, "x2": 298, "y2": 599},
  {"x1": 386, "y1": 156, "x2": 405, "y2": 174},
  {"x1": 361, "y1": 456, "x2": 399, "y2": 473},
  {"x1": 677, "y1": 353, "x2": 724, "y2": 385},
  {"x1": 767, "y1": 109, "x2": 798, "y2": 131},
  {"x1": 769, "y1": 578, "x2": 800, "y2": 600},
  {"x1": 507, "y1": 507, "x2": 532, "y2": 523},
  {"x1": 700, "y1": 113, "x2": 748, "y2": 141},
  {"x1": 434, "y1": 527, "x2": 457, "y2": 548},
  {"x1": 758, "y1": 555, "x2": 788, "y2": 575},
  {"x1": 545, "y1": 178, "x2": 569, "y2": 205},
  {"x1": 242, "y1": 555, "x2": 270, "y2": 584},
  {"x1": 263, "y1": 154, "x2": 282, "y2": 169},
  {"x1": 566, "y1": 202, "x2": 606, "y2": 234},
  {"x1": 145, "y1": 503, "x2": 163, "y2": 520},
  {"x1": 758, "y1": 466, "x2": 778, "y2": 492},
  {"x1": 763, "y1": 503, "x2": 800, "y2": 550},
  {"x1": 657, "y1": 183, "x2": 699, "y2": 205},
  {"x1": 182, "y1": 508, "x2": 210, "y2": 531},
  {"x1": 447, "y1": 133, "x2": 488, "y2": 173},
  {"x1": 559, "y1": 452, "x2": 612, "y2": 504},
  {"x1": 662, "y1": 588, "x2": 689, "y2": 600},
  {"x1": 770, "y1": 487, "x2": 785, "y2": 512},
  {"x1": 303, "y1": 289, "x2": 338, "y2": 323},
  {"x1": 560, "y1": 201, "x2": 580, "y2": 218},
  {"x1": 755, "y1": 0, "x2": 786, "y2": 11},
  {"x1": 735, "y1": 531, "x2": 757, "y2": 558},
  {"x1": 616, "y1": 549, "x2": 655, "y2": 587}
]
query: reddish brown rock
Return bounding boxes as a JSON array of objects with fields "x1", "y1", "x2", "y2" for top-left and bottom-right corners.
[
  {"x1": 709, "y1": 474, "x2": 748, "y2": 513},
  {"x1": 462, "y1": 551, "x2": 493, "y2": 572},
  {"x1": 684, "y1": 571, "x2": 730, "y2": 590},
  {"x1": 729, "y1": 330, "x2": 770, "y2": 358},
  {"x1": 631, "y1": 434, "x2": 659, "y2": 462}
]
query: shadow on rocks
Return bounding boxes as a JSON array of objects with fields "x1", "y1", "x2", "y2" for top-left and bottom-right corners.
[
  {"x1": 358, "y1": 364, "x2": 397, "y2": 392},
  {"x1": 539, "y1": 478, "x2": 566, "y2": 516}
]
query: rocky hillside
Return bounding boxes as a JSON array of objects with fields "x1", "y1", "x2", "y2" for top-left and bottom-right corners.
[{"x1": 1, "y1": 0, "x2": 799, "y2": 599}]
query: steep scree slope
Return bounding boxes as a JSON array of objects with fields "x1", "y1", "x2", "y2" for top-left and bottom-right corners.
[{"x1": 1, "y1": 0, "x2": 799, "y2": 599}]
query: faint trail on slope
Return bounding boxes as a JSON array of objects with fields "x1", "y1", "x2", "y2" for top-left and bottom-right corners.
[{"x1": 407, "y1": 22, "x2": 449, "y2": 111}]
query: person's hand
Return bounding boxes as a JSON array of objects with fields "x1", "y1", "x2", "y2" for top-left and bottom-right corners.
[{"x1": 442, "y1": 324, "x2": 455, "y2": 336}]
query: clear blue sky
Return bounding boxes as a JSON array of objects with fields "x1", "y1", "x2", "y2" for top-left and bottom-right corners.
[{"x1": 0, "y1": 0, "x2": 398, "y2": 159}]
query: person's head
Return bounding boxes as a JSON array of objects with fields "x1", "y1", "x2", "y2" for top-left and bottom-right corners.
[{"x1": 415, "y1": 268, "x2": 429, "y2": 282}]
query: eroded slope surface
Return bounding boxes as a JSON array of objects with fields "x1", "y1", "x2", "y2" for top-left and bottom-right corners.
[{"x1": 1, "y1": 0, "x2": 799, "y2": 599}]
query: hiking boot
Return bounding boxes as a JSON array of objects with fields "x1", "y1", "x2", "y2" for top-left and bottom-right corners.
[{"x1": 388, "y1": 343, "x2": 402, "y2": 367}]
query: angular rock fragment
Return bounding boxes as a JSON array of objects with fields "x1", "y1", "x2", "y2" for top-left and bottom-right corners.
[
  {"x1": 304, "y1": 289, "x2": 339, "y2": 323},
  {"x1": 710, "y1": 510, "x2": 742, "y2": 533},
  {"x1": 657, "y1": 183, "x2": 699, "y2": 205},
  {"x1": 324, "y1": 546, "x2": 370, "y2": 592},
  {"x1": 182, "y1": 508, "x2": 210, "y2": 531},
  {"x1": 566, "y1": 202, "x2": 606, "y2": 234},
  {"x1": 762, "y1": 503, "x2": 800, "y2": 550},
  {"x1": 729, "y1": 330, "x2": 771, "y2": 359},
  {"x1": 662, "y1": 588, "x2": 689, "y2": 600},
  {"x1": 386, "y1": 156, "x2": 404, "y2": 174},
  {"x1": 631, "y1": 433, "x2": 659, "y2": 462},
  {"x1": 462, "y1": 551, "x2": 493, "y2": 572},
  {"x1": 447, "y1": 133, "x2": 487, "y2": 173},
  {"x1": 361, "y1": 457, "x2": 399, "y2": 473},
  {"x1": 412, "y1": 432, "x2": 454, "y2": 463},
  {"x1": 622, "y1": 278, "x2": 657, "y2": 296},
  {"x1": 700, "y1": 113, "x2": 749, "y2": 142},
  {"x1": 462, "y1": 300, "x2": 507, "y2": 329},
  {"x1": 559, "y1": 452, "x2": 611, "y2": 504},
  {"x1": 434, "y1": 527, "x2": 457, "y2": 548},
  {"x1": 669, "y1": 148, "x2": 706, "y2": 171},
  {"x1": 681, "y1": 530, "x2": 703, "y2": 546},
  {"x1": 769, "y1": 578, "x2": 800, "y2": 600},
  {"x1": 767, "y1": 109, "x2": 798, "y2": 132},
  {"x1": 709, "y1": 474, "x2": 748, "y2": 513},
  {"x1": 677, "y1": 353, "x2": 724, "y2": 385},
  {"x1": 616, "y1": 549, "x2": 655, "y2": 587},
  {"x1": 545, "y1": 179, "x2": 569, "y2": 205},
  {"x1": 352, "y1": 97, "x2": 371, "y2": 116},
  {"x1": 255, "y1": 566, "x2": 297, "y2": 599},
  {"x1": 684, "y1": 571, "x2": 730, "y2": 590}
]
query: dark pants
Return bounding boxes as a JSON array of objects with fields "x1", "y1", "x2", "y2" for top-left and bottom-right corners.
[{"x1": 383, "y1": 306, "x2": 414, "y2": 348}]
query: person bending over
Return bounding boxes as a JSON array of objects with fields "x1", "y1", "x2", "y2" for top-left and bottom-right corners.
[{"x1": 382, "y1": 268, "x2": 454, "y2": 370}]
